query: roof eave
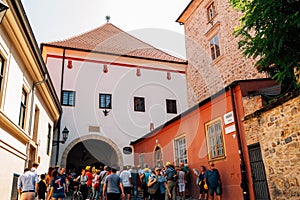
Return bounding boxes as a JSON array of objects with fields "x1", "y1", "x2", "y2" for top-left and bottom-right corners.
[
  {"x1": 176, "y1": 0, "x2": 202, "y2": 24},
  {"x1": 41, "y1": 43, "x2": 188, "y2": 65}
]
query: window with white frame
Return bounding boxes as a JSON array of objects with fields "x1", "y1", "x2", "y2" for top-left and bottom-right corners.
[
  {"x1": 154, "y1": 146, "x2": 163, "y2": 167},
  {"x1": 210, "y1": 35, "x2": 221, "y2": 60},
  {"x1": 206, "y1": 118, "x2": 225, "y2": 159},
  {"x1": 174, "y1": 136, "x2": 187, "y2": 166}
]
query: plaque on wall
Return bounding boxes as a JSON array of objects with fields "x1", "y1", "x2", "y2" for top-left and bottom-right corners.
[{"x1": 123, "y1": 147, "x2": 132, "y2": 155}]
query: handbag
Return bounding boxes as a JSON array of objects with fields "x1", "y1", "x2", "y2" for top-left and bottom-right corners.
[{"x1": 148, "y1": 181, "x2": 159, "y2": 195}]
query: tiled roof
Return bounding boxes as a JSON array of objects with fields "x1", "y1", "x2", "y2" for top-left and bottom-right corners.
[{"x1": 45, "y1": 23, "x2": 186, "y2": 63}]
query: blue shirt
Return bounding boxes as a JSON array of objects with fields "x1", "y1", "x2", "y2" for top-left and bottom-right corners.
[
  {"x1": 204, "y1": 169, "x2": 220, "y2": 188},
  {"x1": 165, "y1": 166, "x2": 176, "y2": 180},
  {"x1": 50, "y1": 177, "x2": 65, "y2": 194},
  {"x1": 17, "y1": 171, "x2": 36, "y2": 192},
  {"x1": 105, "y1": 174, "x2": 121, "y2": 194},
  {"x1": 157, "y1": 175, "x2": 167, "y2": 194}
]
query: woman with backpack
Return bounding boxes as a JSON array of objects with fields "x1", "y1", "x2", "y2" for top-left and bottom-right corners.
[{"x1": 74, "y1": 168, "x2": 88, "y2": 200}]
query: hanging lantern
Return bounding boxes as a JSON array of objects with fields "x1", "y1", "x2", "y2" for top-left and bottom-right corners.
[
  {"x1": 167, "y1": 72, "x2": 171, "y2": 80},
  {"x1": 136, "y1": 68, "x2": 141, "y2": 77},
  {"x1": 67, "y1": 60, "x2": 73, "y2": 69},
  {"x1": 103, "y1": 64, "x2": 108, "y2": 73}
]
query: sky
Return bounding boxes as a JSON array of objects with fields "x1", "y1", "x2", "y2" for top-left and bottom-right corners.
[{"x1": 21, "y1": 0, "x2": 191, "y2": 58}]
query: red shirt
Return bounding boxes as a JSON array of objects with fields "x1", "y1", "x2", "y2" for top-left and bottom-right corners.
[{"x1": 86, "y1": 171, "x2": 93, "y2": 186}]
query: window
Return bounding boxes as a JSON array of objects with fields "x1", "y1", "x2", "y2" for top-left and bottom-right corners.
[
  {"x1": 134, "y1": 97, "x2": 145, "y2": 112},
  {"x1": 99, "y1": 93, "x2": 112, "y2": 109},
  {"x1": 174, "y1": 136, "x2": 187, "y2": 166},
  {"x1": 166, "y1": 99, "x2": 177, "y2": 114},
  {"x1": 207, "y1": 2, "x2": 216, "y2": 21},
  {"x1": 18, "y1": 88, "x2": 28, "y2": 129},
  {"x1": 62, "y1": 90, "x2": 75, "y2": 106},
  {"x1": 47, "y1": 124, "x2": 52, "y2": 155},
  {"x1": 139, "y1": 154, "x2": 144, "y2": 168},
  {"x1": 206, "y1": 119, "x2": 225, "y2": 159},
  {"x1": 154, "y1": 146, "x2": 163, "y2": 167},
  {"x1": 11, "y1": 173, "x2": 20, "y2": 200},
  {"x1": 0, "y1": 55, "x2": 4, "y2": 91},
  {"x1": 210, "y1": 35, "x2": 221, "y2": 60}
]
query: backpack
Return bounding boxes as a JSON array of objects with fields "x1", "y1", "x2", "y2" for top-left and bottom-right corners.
[{"x1": 148, "y1": 175, "x2": 159, "y2": 195}]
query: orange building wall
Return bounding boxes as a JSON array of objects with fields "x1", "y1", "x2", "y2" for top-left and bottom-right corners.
[{"x1": 132, "y1": 88, "x2": 245, "y2": 199}]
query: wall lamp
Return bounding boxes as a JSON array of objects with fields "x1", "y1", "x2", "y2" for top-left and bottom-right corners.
[
  {"x1": 0, "y1": 0, "x2": 8, "y2": 24},
  {"x1": 53, "y1": 126, "x2": 69, "y2": 145}
]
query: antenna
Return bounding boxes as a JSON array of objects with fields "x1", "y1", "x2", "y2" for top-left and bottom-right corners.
[{"x1": 105, "y1": 15, "x2": 111, "y2": 23}]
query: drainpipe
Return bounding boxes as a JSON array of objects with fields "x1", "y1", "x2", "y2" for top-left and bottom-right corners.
[
  {"x1": 55, "y1": 48, "x2": 66, "y2": 165},
  {"x1": 229, "y1": 85, "x2": 249, "y2": 200},
  {"x1": 25, "y1": 73, "x2": 48, "y2": 168}
]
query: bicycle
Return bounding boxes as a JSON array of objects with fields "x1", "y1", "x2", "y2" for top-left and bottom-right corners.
[{"x1": 71, "y1": 185, "x2": 83, "y2": 200}]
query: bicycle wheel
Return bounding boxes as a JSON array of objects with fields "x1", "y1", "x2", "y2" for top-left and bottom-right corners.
[{"x1": 72, "y1": 191, "x2": 83, "y2": 200}]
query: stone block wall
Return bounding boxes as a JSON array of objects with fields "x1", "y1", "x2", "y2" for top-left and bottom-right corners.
[
  {"x1": 184, "y1": 0, "x2": 266, "y2": 106},
  {"x1": 244, "y1": 94, "x2": 300, "y2": 199},
  {"x1": 242, "y1": 95, "x2": 263, "y2": 116}
]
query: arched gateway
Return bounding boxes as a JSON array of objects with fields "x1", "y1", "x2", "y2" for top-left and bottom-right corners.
[{"x1": 60, "y1": 134, "x2": 123, "y2": 169}]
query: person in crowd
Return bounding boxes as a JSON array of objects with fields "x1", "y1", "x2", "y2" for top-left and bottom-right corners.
[
  {"x1": 204, "y1": 163, "x2": 222, "y2": 200},
  {"x1": 120, "y1": 166, "x2": 132, "y2": 200},
  {"x1": 85, "y1": 166, "x2": 94, "y2": 199},
  {"x1": 47, "y1": 170, "x2": 65, "y2": 200},
  {"x1": 99, "y1": 166, "x2": 109, "y2": 200},
  {"x1": 180, "y1": 163, "x2": 191, "y2": 198},
  {"x1": 17, "y1": 168, "x2": 37, "y2": 200},
  {"x1": 155, "y1": 167, "x2": 170, "y2": 200},
  {"x1": 37, "y1": 174, "x2": 47, "y2": 200},
  {"x1": 59, "y1": 168, "x2": 68, "y2": 195},
  {"x1": 197, "y1": 165, "x2": 208, "y2": 200},
  {"x1": 148, "y1": 168, "x2": 159, "y2": 200},
  {"x1": 45, "y1": 167, "x2": 54, "y2": 196},
  {"x1": 140, "y1": 167, "x2": 151, "y2": 200},
  {"x1": 177, "y1": 167, "x2": 186, "y2": 200},
  {"x1": 91, "y1": 169, "x2": 101, "y2": 200},
  {"x1": 31, "y1": 163, "x2": 40, "y2": 194},
  {"x1": 103, "y1": 167, "x2": 125, "y2": 200},
  {"x1": 164, "y1": 162, "x2": 176, "y2": 200},
  {"x1": 74, "y1": 168, "x2": 88, "y2": 200},
  {"x1": 130, "y1": 165, "x2": 139, "y2": 200}
]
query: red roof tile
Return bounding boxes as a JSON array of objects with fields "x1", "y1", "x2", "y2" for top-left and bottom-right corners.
[{"x1": 45, "y1": 23, "x2": 186, "y2": 63}]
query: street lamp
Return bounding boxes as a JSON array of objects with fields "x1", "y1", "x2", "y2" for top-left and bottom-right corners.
[
  {"x1": 0, "y1": 0, "x2": 8, "y2": 24},
  {"x1": 53, "y1": 126, "x2": 69, "y2": 145}
]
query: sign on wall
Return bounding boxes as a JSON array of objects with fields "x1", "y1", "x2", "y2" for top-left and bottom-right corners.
[
  {"x1": 224, "y1": 111, "x2": 234, "y2": 125},
  {"x1": 123, "y1": 147, "x2": 133, "y2": 155}
]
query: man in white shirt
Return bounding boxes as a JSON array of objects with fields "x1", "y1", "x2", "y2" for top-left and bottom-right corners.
[{"x1": 119, "y1": 166, "x2": 132, "y2": 200}]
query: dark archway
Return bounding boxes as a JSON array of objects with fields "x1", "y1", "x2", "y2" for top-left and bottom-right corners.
[{"x1": 66, "y1": 139, "x2": 119, "y2": 171}]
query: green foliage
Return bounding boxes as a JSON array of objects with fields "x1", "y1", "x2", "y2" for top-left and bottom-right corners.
[{"x1": 230, "y1": 0, "x2": 300, "y2": 89}]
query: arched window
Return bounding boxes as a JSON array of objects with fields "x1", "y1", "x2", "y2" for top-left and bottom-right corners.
[{"x1": 154, "y1": 146, "x2": 163, "y2": 167}]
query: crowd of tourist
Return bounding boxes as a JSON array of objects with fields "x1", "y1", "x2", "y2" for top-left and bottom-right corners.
[{"x1": 17, "y1": 161, "x2": 222, "y2": 200}]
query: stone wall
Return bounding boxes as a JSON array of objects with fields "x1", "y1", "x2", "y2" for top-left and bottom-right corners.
[
  {"x1": 242, "y1": 95, "x2": 263, "y2": 116},
  {"x1": 184, "y1": 0, "x2": 266, "y2": 106},
  {"x1": 244, "y1": 94, "x2": 300, "y2": 199}
]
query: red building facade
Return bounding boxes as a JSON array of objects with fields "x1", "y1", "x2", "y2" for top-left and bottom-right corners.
[{"x1": 131, "y1": 79, "x2": 278, "y2": 199}]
